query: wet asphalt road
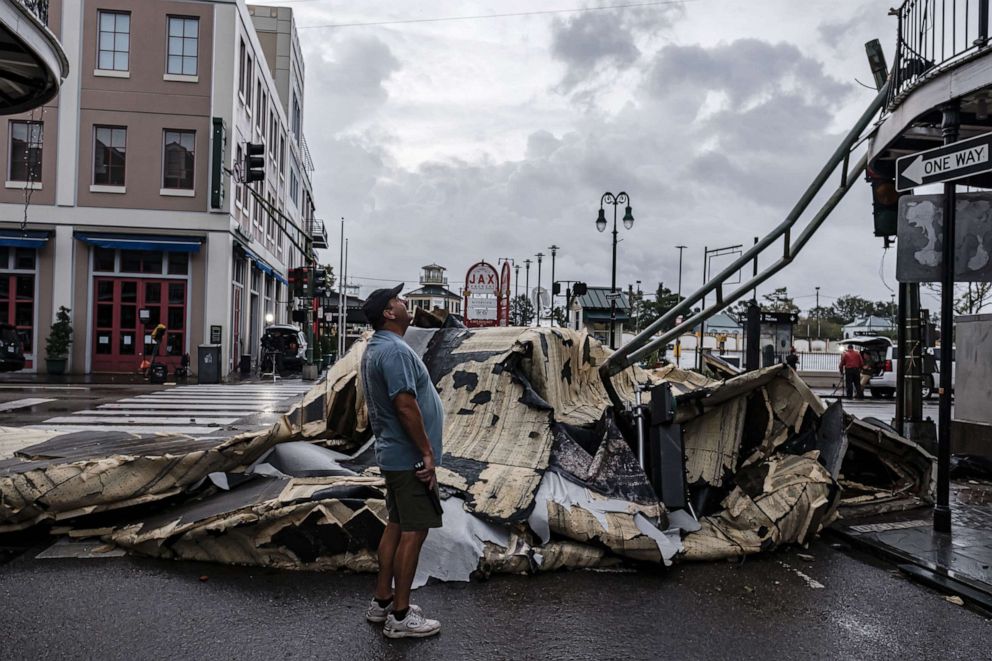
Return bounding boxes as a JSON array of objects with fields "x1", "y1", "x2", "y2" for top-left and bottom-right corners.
[{"x1": 1, "y1": 540, "x2": 988, "y2": 661}]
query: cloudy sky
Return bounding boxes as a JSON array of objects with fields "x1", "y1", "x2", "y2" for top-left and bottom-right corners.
[{"x1": 281, "y1": 0, "x2": 907, "y2": 313}]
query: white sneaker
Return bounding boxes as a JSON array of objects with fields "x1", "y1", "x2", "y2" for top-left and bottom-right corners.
[
  {"x1": 365, "y1": 597, "x2": 393, "y2": 623},
  {"x1": 383, "y1": 607, "x2": 441, "y2": 639}
]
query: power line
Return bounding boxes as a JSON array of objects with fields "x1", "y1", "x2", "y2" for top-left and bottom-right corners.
[{"x1": 297, "y1": 0, "x2": 692, "y2": 30}]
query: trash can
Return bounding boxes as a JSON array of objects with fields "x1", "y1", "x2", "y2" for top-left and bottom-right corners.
[
  {"x1": 239, "y1": 354, "x2": 252, "y2": 377},
  {"x1": 198, "y1": 344, "x2": 221, "y2": 384},
  {"x1": 149, "y1": 363, "x2": 168, "y2": 384}
]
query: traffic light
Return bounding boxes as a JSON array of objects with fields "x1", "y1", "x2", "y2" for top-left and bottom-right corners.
[
  {"x1": 245, "y1": 142, "x2": 265, "y2": 183},
  {"x1": 573, "y1": 282, "x2": 587, "y2": 296},
  {"x1": 553, "y1": 281, "x2": 561, "y2": 295},
  {"x1": 868, "y1": 173, "x2": 902, "y2": 237},
  {"x1": 313, "y1": 268, "x2": 329, "y2": 297},
  {"x1": 289, "y1": 267, "x2": 305, "y2": 297}
]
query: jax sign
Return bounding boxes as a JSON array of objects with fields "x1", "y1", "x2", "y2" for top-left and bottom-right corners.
[{"x1": 464, "y1": 260, "x2": 509, "y2": 327}]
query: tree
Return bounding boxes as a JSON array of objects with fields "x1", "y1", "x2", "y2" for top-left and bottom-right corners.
[
  {"x1": 551, "y1": 305, "x2": 569, "y2": 328},
  {"x1": 510, "y1": 294, "x2": 534, "y2": 326},
  {"x1": 955, "y1": 282, "x2": 992, "y2": 315},
  {"x1": 627, "y1": 283, "x2": 683, "y2": 331},
  {"x1": 831, "y1": 294, "x2": 876, "y2": 324},
  {"x1": 761, "y1": 287, "x2": 799, "y2": 313}
]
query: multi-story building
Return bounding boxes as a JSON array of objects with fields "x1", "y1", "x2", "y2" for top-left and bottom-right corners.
[{"x1": 0, "y1": 0, "x2": 322, "y2": 378}]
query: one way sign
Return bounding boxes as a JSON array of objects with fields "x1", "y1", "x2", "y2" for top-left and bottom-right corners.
[{"x1": 896, "y1": 131, "x2": 992, "y2": 191}]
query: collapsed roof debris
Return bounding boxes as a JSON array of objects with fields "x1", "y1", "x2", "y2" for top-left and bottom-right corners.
[
  {"x1": 1, "y1": 326, "x2": 936, "y2": 582},
  {"x1": 0, "y1": 422, "x2": 288, "y2": 533}
]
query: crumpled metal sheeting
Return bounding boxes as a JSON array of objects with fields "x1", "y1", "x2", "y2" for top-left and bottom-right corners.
[
  {"x1": 110, "y1": 476, "x2": 388, "y2": 571},
  {"x1": 646, "y1": 364, "x2": 721, "y2": 397},
  {"x1": 681, "y1": 453, "x2": 838, "y2": 561},
  {"x1": 0, "y1": 425, "x2": 285, "y2": 533},
  {"x1": 840, "y1": 417, "x2": 936, "y2": 514},
  {"x1": 528, "y1": 472, "x2": 676, "y2": 565},
  {"x1": 683, "y1": 397, "x2": 747, "y2": 487}
]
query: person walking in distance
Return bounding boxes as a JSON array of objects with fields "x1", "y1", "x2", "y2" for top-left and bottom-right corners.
[
  {"x1": 360, "y1": 284, "x2": 444, "y2": 639},
  {"x1": 839, "y1": 343, "x2": 865, "y2": 400}
]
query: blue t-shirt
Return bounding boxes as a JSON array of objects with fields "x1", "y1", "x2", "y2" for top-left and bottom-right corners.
[{"x1": 360, "y1": 330, "x2": 444, "y2": 471}]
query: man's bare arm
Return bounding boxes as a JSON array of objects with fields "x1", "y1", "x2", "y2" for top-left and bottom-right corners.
[{"x1": 393, "y1": 392, "x2": 436, "y2": 484}]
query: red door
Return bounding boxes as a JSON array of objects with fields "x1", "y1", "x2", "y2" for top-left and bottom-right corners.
[
  {"x1": 92, "y1": 278, "x2": 187, "y2": 373},
  {"x1": 0, "y1": 273, "x2": 34, "y2": 368}
]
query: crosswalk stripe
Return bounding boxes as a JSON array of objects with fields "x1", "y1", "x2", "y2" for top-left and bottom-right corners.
[
  {"x1": 31, "y1": 379, "x2": 313, "y2": 438},
  {"x1": 44, "y1": 416, "x2": 239, "y2": 425},
  {"x1": 97, "y1": 403, "x2": 262, "y2": 412},
  {"x1": 26, "y1": 424, "x2": 217, "y2": 435}
]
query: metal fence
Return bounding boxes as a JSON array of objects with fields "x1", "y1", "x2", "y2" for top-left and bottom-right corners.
[
  {"x1": 18, "y1": 0, "x2": 49, "y2": 24},
  {"x1": 663, "y1": 349, "x2": 840, "y2": 372},
  {"x1": 889, "y1": 0, "x2": 992, "y2": 106}
]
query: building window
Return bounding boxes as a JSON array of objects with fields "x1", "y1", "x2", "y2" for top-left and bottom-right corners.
[
  {"x1": 291, "y1": 92, "x2": 301, "y2": 142},
  {"x1": 167, "y1": 16, "x2": 198, "y2": 76},
  {"x1": 245, "y1": 55, "x2": 253, "y2": 111},
  {"x1": 238, "y1": 39, "x2": 246, "y2": 96},
  {"x1": 278, "y1": 134, "x2": 285, "y2": 176},
  {"x1": 255, "y1": 79, "x2": 263, "y2": 126},
  {"x1": 8, "y1": 121, "x2": 43, "y2": 182},
  {"x1": 93, "y1": 126, "x2": 126, "y2": 186},
  {"x1": 162, "y1": 129, "x2": 195, "y2": 189},
  {"x1": 289, "y1": 168, "x2": 298, "y2": 207},
  {"x1": 235, "y1": 144, "x2": 243, "y2": 205},
  {"x1": 97, "y1": 10, "x2": 130, "y2": 71}
]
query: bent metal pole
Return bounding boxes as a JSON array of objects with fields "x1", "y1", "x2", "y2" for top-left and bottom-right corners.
[{"x1": 597, "y1": 82, "x2": 890, "y2": 409}]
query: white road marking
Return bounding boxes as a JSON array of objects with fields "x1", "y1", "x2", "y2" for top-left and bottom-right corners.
[
  {"x1": 0, "y1": 397, "x2": 56, "y2": 411},
  {"x1": 46, "y1": 415, "x2": 239, "y2": 425},
  {"x1": 778, "y1": 560, "x2": 825, "y2": 589}
]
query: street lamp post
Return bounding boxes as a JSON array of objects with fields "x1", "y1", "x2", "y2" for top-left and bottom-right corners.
[
  {"x1": 815, "y1": 286, "x2": 821, "y2": 339},
  {"x1": 548, "y1": 244, "x2": 559, "y2": 326},
  {"x1": 535, "y1": 252, "x2": 545, "y2": 327},
  {"x1": 524, "y1": 259, "x2": 532, "y2": 324},
  {"x1": 675, "y1": 245, "x2": 687, "y2": 366},
  {"x1": 596, "y1": 192, "x2": 634, "y2": 350}
]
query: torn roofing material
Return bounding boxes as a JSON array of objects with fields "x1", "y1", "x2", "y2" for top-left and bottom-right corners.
[
  {"x1": 0, "y1": 420, "x2": 289, "y2": 532},
  {"x1": 2, "y1": 326, "x2": 936, "y2": 581}
]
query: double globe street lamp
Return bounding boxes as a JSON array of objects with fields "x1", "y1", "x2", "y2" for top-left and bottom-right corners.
[{"x1": 596, "y1": 191, "x2": 634, "y2": 350}]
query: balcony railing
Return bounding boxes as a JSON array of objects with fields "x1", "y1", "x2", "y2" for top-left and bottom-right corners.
[
  {"x1": 888, "y1": 0, "x2": 992, "y2": 108},
  {"x1": 18, "y1": 0, "x2": 49, "y2": 24},
  {"x1": 306, "y1": 217, "x2": 328, "y2": 249}
]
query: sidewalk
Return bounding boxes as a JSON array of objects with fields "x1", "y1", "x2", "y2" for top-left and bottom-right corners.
[{"x1": 830, "y1": 478, "x2": 992, "y2": 613}]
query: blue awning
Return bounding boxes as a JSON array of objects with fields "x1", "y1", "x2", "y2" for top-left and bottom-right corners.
[
  {"x1": 239, "y1": 244, "x2": 289, "y2": 286},
  {"x1": 76, "y1": 232, "x2": 202, "y2": 253},
  {"x1": 0, "y1": 230, "x2": 49, "y2": 248}
]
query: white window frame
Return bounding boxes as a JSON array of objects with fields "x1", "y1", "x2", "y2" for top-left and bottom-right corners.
[{"x1": 96, "y1": 10, "x2": 130, "y2": 74}]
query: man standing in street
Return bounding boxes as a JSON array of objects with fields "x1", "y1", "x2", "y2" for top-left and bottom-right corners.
[
  {"x1": 839, "y1": 343, "x2": 865, "y2": 399},
  {"x1": 360, "y1": 284, "x2": 444, "y2": 639}
]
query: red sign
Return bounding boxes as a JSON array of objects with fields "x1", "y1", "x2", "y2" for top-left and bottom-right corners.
[{"x1": 499, "y1": 261, "x2": 511, "y2": 326}]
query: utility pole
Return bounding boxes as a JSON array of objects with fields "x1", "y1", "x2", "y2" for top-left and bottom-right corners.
[
  {"x1": 548, "y1": 245, "x2": 559, "y2": 326},
  {"x1": 337, "y1": 218, "x2": 344, "y2": 359}
]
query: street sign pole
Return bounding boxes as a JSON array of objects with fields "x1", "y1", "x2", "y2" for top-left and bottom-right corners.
[{"x1": 935, "y1": 103, "x2": 959, "y2": 534}]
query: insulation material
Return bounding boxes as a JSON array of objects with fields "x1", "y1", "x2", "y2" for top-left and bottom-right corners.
[
  {"x1": 0, "y1": 424, "x2": 286, "y2": 532},
  {"x1": 681, "y1": 453, "x2": 838, "y2": 561}
]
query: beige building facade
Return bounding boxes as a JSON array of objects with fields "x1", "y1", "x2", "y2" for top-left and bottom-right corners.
[{"x1": 0, "y1": 0, "x2": 321, "y2": 377}]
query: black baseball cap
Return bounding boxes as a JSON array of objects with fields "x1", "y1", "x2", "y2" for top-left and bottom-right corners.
[{"x1": 362, "y1": 284, "x2": 404, "y2": 325}]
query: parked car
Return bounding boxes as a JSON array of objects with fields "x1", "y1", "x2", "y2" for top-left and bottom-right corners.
[
  {"x1": 846, "y1": 336, "x2": 938, "y2": 399},
  {"x1": 259, "y1": 324, "x2": 307, "y2": 373},
  {"x1": 0, "y1": 323, "x2": 25, "y2": 372}
]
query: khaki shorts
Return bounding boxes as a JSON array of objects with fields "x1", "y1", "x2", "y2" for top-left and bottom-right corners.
[{"x1": 382, "y1": 469, "x2": 443, "y2": 531}]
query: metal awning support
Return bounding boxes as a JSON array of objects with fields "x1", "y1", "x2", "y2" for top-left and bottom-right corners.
[{"x1": 599, "y1": 82, "x2": 891, "y2": 409}]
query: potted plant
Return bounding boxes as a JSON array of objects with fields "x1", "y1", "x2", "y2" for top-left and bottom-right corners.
[{"x1": 45, "y1": 305, "x2": 73, "y2": 375}]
